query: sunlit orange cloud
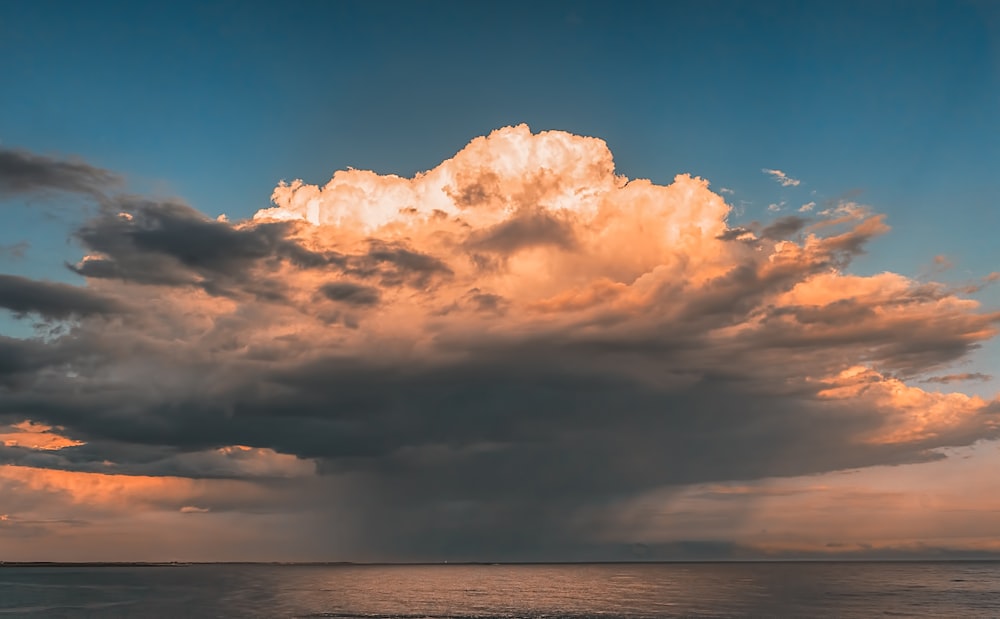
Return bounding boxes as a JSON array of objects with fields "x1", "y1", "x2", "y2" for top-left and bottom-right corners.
[
  {"x1": 0, "y1": 445, "x2": 314, "y2": 511},
  {"x1": 246, "y1": 125, "x2": 998, "y2": 444},
  {"x1": 0, "y1": 421, "x2": 83, "y2": 450},
  {"x1": 253, "y1": 126, "x2": 736, "y2": 326},
  {"x1": 0, "y1": 464, "x2": 255, "y2": 510},
  {"x1": 817, "y1": 367, "x2": 995, "y2": 444}
]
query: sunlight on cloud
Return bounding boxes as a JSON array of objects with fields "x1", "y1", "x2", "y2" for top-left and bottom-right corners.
[
  {"x1": 0, "y1": 420, "x2": 84, "y2": 450},
  {"x1": 762, "y1": 168, "x2": 801, "y2": 187},
  {"x1": 2, "y1": 125, "x2": 998, "y2": 559}
]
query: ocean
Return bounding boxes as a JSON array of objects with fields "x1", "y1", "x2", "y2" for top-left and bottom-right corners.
[{"x1": 1, "y1": 562, "x2": 999, "y2": 618}]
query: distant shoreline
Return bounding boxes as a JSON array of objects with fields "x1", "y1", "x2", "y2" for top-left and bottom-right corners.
[{"x1": 3, "y1": 559, "x2": 1000, "y2": 568}]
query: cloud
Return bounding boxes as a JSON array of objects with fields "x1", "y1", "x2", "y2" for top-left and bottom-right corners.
[
  {"x1": 762, "y1": 168, "x2": 801, "y2": 187},
  {"x1": 0, "y1": 463, "x2": 326, "y2": 561},
  {"x1": 921, "y1": 372, "x2": 992, "y2": 384},
  {"x1": 0, "y1": 148, "x2": 122, "y2": 200},
  {"x1": 0, "y1": 274, "x2": 121, "y2": 318},
  {"x1": 465, "y1": 210, "x2": 578, "y2": 253},
  {"x1": 759, "y1": 216, "x2": 808, "y2": 240},
  {"x1": 0, "y1": 336, "x2": 56, "y2": 380},
  {"x1": 931, "y1": 254, "x2": 955, "y2": 273},
  {"x1": 320, "y1": 282, "x2": 381, "y2": 307},
  {"x1": 596, "y1": 440, "x2": 1000, "y2": 560},
  {"x1": 0, "y1": 421, "x2": 83, "y2": 451},
  {"x1": 0, "y1": 241, "x2": 29, "y2": 259},
  {"x1": 1, "y1": 125, "x2": 998, "y2": 560},
  {"x1": 799, "y1": 201, "x2": 815, "y2": 212}
]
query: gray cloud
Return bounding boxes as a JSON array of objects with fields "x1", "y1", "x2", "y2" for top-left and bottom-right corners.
[
  {"x1": 0, "y1": 336, "x2": 49, "y2": 380},
  {"x1": 920, "y1": 372, "x2": 993, "y2": 384},
  {"x1": 352, "y1": 241, "x2": 453, "y2": 288},
  {"x1": 716, "y1": 226, "x2": 755, "y2": 242},
  {"x1": 466, "y1": 210, "x2": 578, "y2": 254},
  {"x1": 0, "y1": 148, "x2": 122, "y2": 199},
  {"x1": 68, "y1": 198, "x2": 454, "y2": 303},
  {"x1": 320, "y1": 282, "x2": 381, "y2": 306},
  {"x1": 0, "y1": 274, "x2": 121, "y2": 318},
  {"x1": 68, "y1": 197, "x2": 347, "y2": 303},
  {"x1": 760, "y1": 215, "x2": 809, "y2": 240}
]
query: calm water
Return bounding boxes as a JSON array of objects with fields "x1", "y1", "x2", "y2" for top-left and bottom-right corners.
[{"x1": 1, "y1": 562, "x2": 999, "y2": 618}]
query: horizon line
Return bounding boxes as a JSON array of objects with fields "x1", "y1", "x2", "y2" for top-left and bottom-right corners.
[{"x1": 4, "y1": 558, "x2": 1000, "y2": 567}]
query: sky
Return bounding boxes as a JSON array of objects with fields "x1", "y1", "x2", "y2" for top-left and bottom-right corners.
[{"x1": 0, "y1": 0, "x2": 998, "y2": 562}]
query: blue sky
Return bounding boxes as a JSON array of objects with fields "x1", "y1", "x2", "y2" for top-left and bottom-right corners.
[
  {"x1": 2, "y1": 2, "x2": 996, "y2": 217},
  {"x1": 1, "y1": 1, "x2": 999, "y2": 561}
]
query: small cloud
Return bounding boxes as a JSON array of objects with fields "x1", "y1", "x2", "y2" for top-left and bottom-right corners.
[
  {"x1": 799, "y1": 202, "x2": 815, "y2": 213},
  {"x1": 0, "y1": 241, "x2": 29, "y2": 259},
  {"x1": 180, "y1": 506, "x2": 210, "y2": 514},
  {"x1": 961, "y1": 272, "x2": 1000, "y2": 293},
  {"x1": 933, "y1": 255, "x2": 954, "y2": 271},
  {"x1": 719, "y1": 187, "x2": 735, "y2": 195},
  {"x1": 760, "y1": 216, "x2": 809, "y2": 240},
  {"x1": 920, "y1": 373, "x2": 992, "y2": 384},
  {"x1": 762, "y1": 168, "x2": 801, "y2": 187},
  {"x1": 767, "y1": 202, "x2": 784, "y2": 212},
  {"x1": 818, "y1": 201, "x2": 869, "y2": 218},
  {"x1": 716, "y1": 227, "x2": 757, "y2": 242}
]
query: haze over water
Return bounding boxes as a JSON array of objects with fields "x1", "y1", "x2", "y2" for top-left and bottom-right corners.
[{"x1": 2, "y1": 562, "x2": 999, "y2": 618}]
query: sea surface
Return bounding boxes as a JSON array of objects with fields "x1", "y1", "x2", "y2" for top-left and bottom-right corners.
[{"x1": 1, "y1": 561, "x2": 999, "y2": 618}]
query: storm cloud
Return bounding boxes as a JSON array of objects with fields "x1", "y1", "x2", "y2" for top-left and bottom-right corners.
[{"x1": 1, "y1": 126, "x2": 998, "y2": 560}]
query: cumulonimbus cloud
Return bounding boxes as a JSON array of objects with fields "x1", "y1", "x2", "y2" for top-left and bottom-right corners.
[{"x1": 1, "y1": 125, "x2": 997, "y2": 559}]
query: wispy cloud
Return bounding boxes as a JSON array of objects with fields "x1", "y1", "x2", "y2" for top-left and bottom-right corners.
[
  {"x1": 762, "y1": 168, "x2": 801, "y2": 187},
  {"x1": 0, "y1": 148, "x2": 122, "y2": 200},
  {"x1": 0, "y1": 241, "x2": 29, "y2": 260},
  {"x1": 920, "y1": 372, "x2": 992, "y2": 384},
  {"x1": 932, "y1": 254, "x2": 954, "y2": 271}
]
